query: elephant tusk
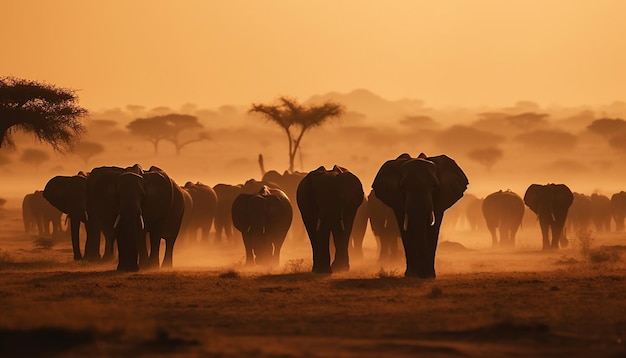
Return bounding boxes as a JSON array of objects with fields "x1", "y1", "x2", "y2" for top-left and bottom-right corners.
[
  {"x1": 262, "y1": 226, "x2": 266, "y2": 235},
  {"x1": 340, "y1": 218, "x2": 345, "y2": 232},
  {"x1": 139, "y1": 215, "x2": 145, "y2": 230},
  {"x1": 403, "y1": 213, "x2": 409, "y2": 232},
  {"x1": 113, "y1": 214, "x2": 121, "y2": 229},
  {"x1": 551, "y1": 213, "x2": 556, "y2": 223},
  {"x1": 430, "y1": 211, "x2": 436, "y2": 227},
  {"x1": 316, "y1": 218, "x2": 321, "y2": 231},
  {"x1": 383, "y1": 219, "x2": 388, "y2": 228},
  {"x1": 84, "y1": 211, "x2": 89, "y2": 222},
  {"x1": 246, "y1": 225, "x2": 251, "y2": 233}
]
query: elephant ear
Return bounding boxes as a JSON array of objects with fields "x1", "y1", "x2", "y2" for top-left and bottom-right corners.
[
  {"x1": 43, "y1": 176, "x2": 71, "y2": 214},
  {"x1": 231, "y1": 193, "x2": 253, "y2": 232},
  {"x1": 523, "y1": 184, "x2": 543, "y2": 214},
  {"x1": 143, "y1": 172, "x2": 175, "y2": 221},
  {"x1": 428, "y1": 155, "x2": 469, "y2": 212},
  {"x1": 372, "y1": 156, "x2": 408, "y2": 209}
]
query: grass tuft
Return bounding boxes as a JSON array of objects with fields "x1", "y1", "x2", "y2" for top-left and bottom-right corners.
[
  {"x1": 282, "y1": 259, "x2": 307, "y2": 274},
  {"x1": 376, "y1": 267, "x2": 400, "y2": 278}
]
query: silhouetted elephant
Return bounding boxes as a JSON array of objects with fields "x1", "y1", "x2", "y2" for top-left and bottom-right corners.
[
  {"x1": 232, "y1": 185, "x2": 293, "y2": 267},
  {"x1": 181, "y1": 182, "x2": 217, "y2": 242},
  {"x1": 367, "y1": 189, "x2": 402, "y2": 263},
  {"x1": 213, "y1": 183, "x2": 243, "y2": 243},
  {"x1": 22, "y1": 190, "x2": 64, "y2": 238},
  {"x1": 115, "y1": 165, "x2": 185, "y2": 271},
  {"x1": 262, "y1": 170, "x2": 307, "y2": 241},
  {"x1": 442, "y1": 192, "x2": 478, "y2": 231},
  {"x1": 567, "y1": 193, "x2": 592, "y2": 233},
  {"x1": 523, "y1": 184, "x2": 573, "y2": 250},
  {"x1": 297, "y1": 165, "x2": 364, "y2": 273},
  {"x1": 611, "y1": 191, "x2": 626, "y2": 231},
  {"x1": 43, "y1": 172, "x2": 89, "y2": 260},
  {"x1": 590, "y1": 193, "x2": 611, "y2": 232},
  {"x1": 481, "y1": 190, "x2": 524, "y2": 248},
  {"x1": 372, "y1": 153, "x2": 468, "y2": 278}
]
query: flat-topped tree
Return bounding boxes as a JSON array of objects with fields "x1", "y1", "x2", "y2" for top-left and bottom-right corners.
[
  {"x1": 126, "y1": 113, "x2": 209, "y2": 155},
  {"x1": 249, "y1": 97, "x2": 344, "y2": 173},
  {"x1": 0, "y1": 77, "x2": 87, "y2": 150}
]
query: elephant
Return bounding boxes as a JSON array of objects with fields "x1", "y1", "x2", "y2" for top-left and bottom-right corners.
[
  {"x1": 567, "y1": 193, "x2": 592, "y2": 233},
  {"x1": 590, "y1": 193, "x2": 612, "y2": 232},
  {"x1": 22, "y1": 190, "x2": 64, "y2": 237},
  {"x1": 178, "y1": 188, "x2": 194, "y2": 243},
  {"x1": 367, "y1": 189, "x2": 402, "y2": 263},
  {"x1": 262, "y1": 170, "x2": 307, "y2": 240},
  {"x1": 481, "y1": 190, "x2": 525, "y2": 248},
  {"x1": 43, "y1": 172, "x2": 89, "y2": 260},
  {"x1": 372, "y1": 153, "x2": 468, "y2": 278},
  {"x1": 213, "y1": 183, "x2": 243, "y2": 244},
  {"x1": 611, "y1": 191, "x2": 626, "y2": 231},
  {"x1": 296, "y1": 165, "x2": 364, "y2": 273},
  {"x1": 113, "y1": 165, "x2": 185, "y2": 271},
  {"x1": 523, "y1": 184, "x2": 574, "y2": 250},
  {"x1": 181, "y1": 182, "x2": 217, "y2": 242},
  {"x1": 231, "y1": 185, "x2": 293, "y2": 267}
]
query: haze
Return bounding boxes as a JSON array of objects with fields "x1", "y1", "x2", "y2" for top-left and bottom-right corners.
[{"x1": 3, "y1": 1, "x2": 625, "y2": 109}]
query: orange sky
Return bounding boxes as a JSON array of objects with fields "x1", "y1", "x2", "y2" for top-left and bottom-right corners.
[{"x1": 3, "y1": 1, "x2": 625, "y2": 111}]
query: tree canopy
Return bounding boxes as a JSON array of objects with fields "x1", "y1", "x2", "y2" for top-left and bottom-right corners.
[
  {"x1": 20, "y1": 148, "x2": 49, "y2": 170},
  {"x1": 249, "y1": 97, "x2": 344, "y2": 172},
  {"x1": 70, "y1": 140, "x2": 105, "y2": 165},
  {"x1": 0, "y1": 77, "x2": 87, "y2": 150},
  {"x1": 467, "y1": 147, "x2": 503, "y2": 171},
  {"x1": 587, "y1": 118, "x2": 626, "y2": 139},
  {"x1": 126, "y1": 113, "x2": 209, "y2": 154}
]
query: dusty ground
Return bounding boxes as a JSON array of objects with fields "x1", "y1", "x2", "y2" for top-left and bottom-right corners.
[{"x1": 1, "y1": 205, "x2": 625, "y2": 357}]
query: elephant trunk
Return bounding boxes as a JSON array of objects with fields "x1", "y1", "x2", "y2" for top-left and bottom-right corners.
[{"x1": 403, "y1": 194, "x2": 435, "y2": 232}]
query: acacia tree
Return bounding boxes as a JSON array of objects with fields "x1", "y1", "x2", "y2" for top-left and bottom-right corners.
[
  {"x1": 71, "y1": 140, "x2": 105, "y2": 165},
  {"x1": 0, "y1": 77, "x2": 87, "y2": 150},
  {"x1": 467, "y1": 147, "x2": 503, "y2": 171},
  {"x1": 249, "y1": 97, "x2": 344, "y2": 173},
  {"x1": 20, "y1": 148, "x2": 49, "y2": 171},
  {"x1": 126, "y1": 113, "x2": 209, "y2": 154}
]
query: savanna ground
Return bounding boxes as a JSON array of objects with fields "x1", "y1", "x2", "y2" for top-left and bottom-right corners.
[{"x1": 1, "y1": 203, "x2": 626, "y2": 358}]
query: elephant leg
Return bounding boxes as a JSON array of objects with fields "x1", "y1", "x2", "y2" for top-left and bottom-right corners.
[
  {"x1": 102, "y1": 226, "x2": 117, "y2": 262},
  {"x1": 538, "y1": 218, "x2": 551, "y2": 250},
  {"x1": 70, "y1": 218, "x2": 82, "y2": 260},
  {"x1": 241, "y1": 234, "x2": 255, "y2": 266},
  {"x1": 330, "y1": 224, "x2": 350, "y2": 273},
  {"x1": 83, "y1": 220, "x2": 102, "y2": 261},
  {"x1": 488, "y1": 226, "x2": 498, "y2": 247},
  {"x1": 162, "y1": 238, "x2": 175, "y2": 268},
  {"x1": 147, "y1": 234, "x2": 161, "y2": 268},
  {"x1": 311, "y1": 226, "x2": 332, "y2": 274}
]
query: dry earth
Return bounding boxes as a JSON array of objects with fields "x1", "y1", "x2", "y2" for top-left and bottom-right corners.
[{"x1": 1, "y1": 205, "x2": 625, "y2": 357}]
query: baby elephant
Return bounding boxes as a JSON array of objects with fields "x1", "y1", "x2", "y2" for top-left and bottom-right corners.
[{"x1": 232, "y1": 186, "x2": 293, "y2": 267}]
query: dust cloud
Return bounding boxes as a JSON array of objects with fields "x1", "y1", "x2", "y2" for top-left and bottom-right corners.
[{"x1": 2, "y1": 90, "x2": 626, "y2": 275}]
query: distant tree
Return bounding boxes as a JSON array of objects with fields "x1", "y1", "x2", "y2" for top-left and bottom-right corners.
[
  {"x1": 0, "y1": 197, "x2": 6, "y2": 208},
  {"x1": 0, "y1": 77, "x2": 87, "y2": 150},
  {"x1": 467, "y1": 147, "x2": 503, "y2": 171},
  {"x1": 20, "y1": 148, "x2": 50, "y2": 170},
  {"x1": 586, "y1": 118, "x2": 626, "y2": 139},
  {"x1": 71, "y1": 140, "x2": 105, "y2": 165},
  {"x1": 126, "y1": 113, "x2": 209, "y2": 155},
  {"x1": 249, "y1": 97, "x2": 344, "y2": 172},
  {"x1": 515, "y1": 129, "x2": 577, "y2": 150},
  {"x1": 399, "y1": 115, "x2": 438, "y2": 129}
]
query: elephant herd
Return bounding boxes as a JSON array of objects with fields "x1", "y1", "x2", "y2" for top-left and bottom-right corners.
[
  {"x1": 22, "y1": 151, "x2": 626, "y2": 279},
  {"x1": 450, "y1": 186, "x2": 626, "y2": 252}
]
